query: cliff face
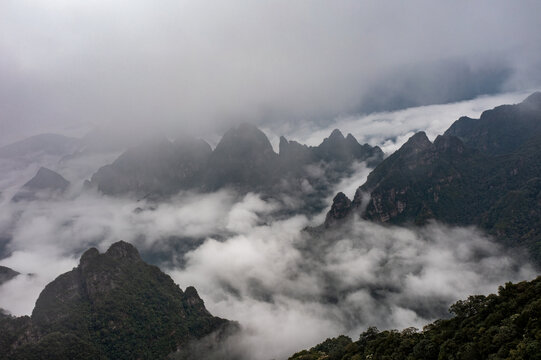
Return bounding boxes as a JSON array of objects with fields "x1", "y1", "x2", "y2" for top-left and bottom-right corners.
[
  {"x1": 0, "y1": 241, "x2": 232, "y2": 360},
  {"x1": 324, "y1": 93, "x2": 541, "y2": 264}
]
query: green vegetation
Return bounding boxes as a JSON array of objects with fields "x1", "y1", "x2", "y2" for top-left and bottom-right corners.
[
  {"x1": 0, "y1": 242, "x2": 232, "y2": 360},
  {"x1": 289, "y1": 276, "x2": 541, "y2": 360},
  {"x1": 350, "y1": 93, "x2": 541, "y2": 265}
]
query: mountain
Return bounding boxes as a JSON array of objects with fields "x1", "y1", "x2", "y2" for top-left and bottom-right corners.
[
  {"x1": 289, "y1": 275, "x2": 541, "y2": 360},
  {"x1": 90, "y1": 137, "x2": 212, "y2": 197},
  {"x1": 445, "y1": 92, "x2": 541, "y2": 155},
  {"x1": 203, "y1": 123, "x2": 279, "y2": 191},
  {"x1": 0, "y1": 241, "x2": 232, "y2": 360},
  {"x1": 12, "y1": 167, "x2": 70, "y2": 202},
  {"x1": 324, "y1": 93, "x2": 541, "y2": 264},
  {"x1": 88, "y1": 124, "x2": 383, "y2": 212},
  {"x1": 0, "y1": 266, "x2": 19, "y2": 286},
  {"x1": 0, "y1": 134, "x2": 78, "y2": 159}
]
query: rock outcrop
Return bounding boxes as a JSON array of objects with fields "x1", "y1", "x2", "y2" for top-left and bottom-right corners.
[
  {"x1": 0, "y1": 241, "x2": 232, "y2": 360},
  {"x1": 323, "y1": 92, "x2": 541, "y2": 264}
]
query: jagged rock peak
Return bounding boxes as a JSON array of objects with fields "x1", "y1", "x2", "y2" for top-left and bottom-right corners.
[
  {"x1": 328, "y1": 128, "x2": 346, "y2": 141},
  {"x1": 79, "y1": 247, "x2": 100, "y2": 265},
  {"x1": 346, "y1": 133, "x2": 359, "y2": 144},
  {"x1": 23, "y1": 167, "x2": 70, "y2": 191},
  {"x1": 215, "y1": 123, "x2": 275, "y2": 154},
  {"x1": 104, "y1": 241, "x2": 142, "y2": 262},
  {"x1": 325, "y1": 192, "x2": 352, "y2": 225},
  {"x1": 521, "y1": 91, "x2": 541, "y2": 109},
  {"x1": 279, "y1": 135, "x2": 289, "y2": 149},
  {"x1": 401, "y1": 131, "x2": 432, "y2": 152}
]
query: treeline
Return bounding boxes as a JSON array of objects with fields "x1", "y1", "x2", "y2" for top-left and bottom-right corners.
[{"x1": 289, "y1": 276, "x2": 541, "y2": 360}]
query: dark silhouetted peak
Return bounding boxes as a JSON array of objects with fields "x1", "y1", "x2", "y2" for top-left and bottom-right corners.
[
  {"x1": 329, "y1": 129, "x2": 345, "y2": 141},
  {"x1": 23, "y1": 242, "x2": 232, "y2": 359},
  {"x1": 23, "y1": 167, "x2": 70, "y2": 191},
  {"x1": 402, "y1": 132, "x2": 432, "y2": 151},
  {"x1": 185, "y1": 286, "x2": 200, "y2": 298},
  {"x1": 184, "y1": 286, "x2": 210, "y2": 314},
  {"x1": 0, "y1": 265, "x2": 19, "y2": 285},
  {"x1": 214, "y1": 123, "x2": 275, "y2": 156},
  {"x1": 444, "y1": 92, "x2": 541, "y2": 155},
  {"x1": 105, "y1": 241, "x2": 141, "y2": 262},
  {"x1": 279, "y1": 136, "x2": 311, "y2": 159},
  {"x1": 345, "y1": 133, "x2": 359, "y2": 144},
  {"x1": 279, "y1": 136, "x2": 289, "y2": 154},
  {"x1": 325, "y1": 192, "x2": 352, "y2": 226},
  {"x1": 205, "y1": 124, "x2": 278, "y2": 190},
  {"x1": 521, "y1": 91, "x2": 541, "y2": 108},
  {"x1": 434, "y1": 135, "x2": 465, "y2": 153},
  {"x1": 316, "y1": 129, "x2": 382, "y2": 166},
  {"x1": 79, "y1": 247, "x2": 99, "y2": 268}
]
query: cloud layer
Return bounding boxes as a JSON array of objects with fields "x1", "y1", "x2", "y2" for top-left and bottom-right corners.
[
  {"x1": 2, "y1": 1, "x2": 541, "y2": 145},
  {"x1": 0, "y1": 94, "x2": 538, "y2": 359}
]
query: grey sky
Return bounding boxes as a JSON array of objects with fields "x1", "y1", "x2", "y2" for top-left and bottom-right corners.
[{"x1": 1, "y1": 0, "x2": 541, "y2": 145}]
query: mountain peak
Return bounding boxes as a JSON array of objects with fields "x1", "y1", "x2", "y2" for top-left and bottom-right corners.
[
  {"x1": 401, "y1": 131, "x2": 432, "y2": 152},
  {"x1": 329, "y1": 129, "x2": 345, "y2": 140},
  {"x1": 22, "y1": 242, "x2": 232, "y2": 359},
  {"x1": 521, "y1": 91, "x2": 541, "y2": 109},
  {"x1": 105, "y1": 241, "x2": 141, "y2": 262},
  {"x1": 23, "y1": 167, "x2": 70, "y2": 191},
  {"x1": 325, "y1": 192, "x2": 352, "y2": 226},
  {"x1": 215, "y1": 123, "x2": 275, "y2": 155}
]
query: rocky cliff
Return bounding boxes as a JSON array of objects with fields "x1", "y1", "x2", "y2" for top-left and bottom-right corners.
[{"x1": 0, "y1": 241, "x2": 232, "y2": 360}]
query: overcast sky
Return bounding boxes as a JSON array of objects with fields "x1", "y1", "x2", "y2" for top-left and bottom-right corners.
[{"x1": 1, "y1": 0, "x2": 541, "y2": 145}]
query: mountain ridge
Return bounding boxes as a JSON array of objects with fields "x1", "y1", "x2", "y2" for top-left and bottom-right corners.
[
  {"x1": 324, "y1": 92, "x2": 541, "y2": 264},
  {"x1": 0, "y1": 241, "x2": 233, "y2": 360}
]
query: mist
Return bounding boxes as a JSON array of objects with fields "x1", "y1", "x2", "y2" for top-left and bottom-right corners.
[
  {"x1": 2, "y1": 1, "x2": 541, "y2": 145},
  {"x1": 0, "y1": 134, "x2": 536, "y2": 359}
]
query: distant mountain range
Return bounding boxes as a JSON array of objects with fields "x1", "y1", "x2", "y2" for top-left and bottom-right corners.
[
  {"x1": 0, "y1": 241, "x2": 232, "y2": 360},
  {"x1": 324, "y1": 92, "x2": 541, "y2": 265},
  {"x1": 87, "y1": 124, "x2": 383, "y2": 211}
]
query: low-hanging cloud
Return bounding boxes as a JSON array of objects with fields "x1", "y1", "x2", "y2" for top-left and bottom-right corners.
[
  {"x1": 2, "y1": 1, "x2": 541, "y2": 145},
  {"x1": 168, "y1": 215, "x2": 536, "y2": 360},
  {"x1": 0, "y1": 160, "x2": 536, "y2": 360}
]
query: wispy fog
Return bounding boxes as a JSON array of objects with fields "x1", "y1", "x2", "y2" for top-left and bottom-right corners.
[{"x1": 168, "y1": 214, "x2": 534, "y2": 360}]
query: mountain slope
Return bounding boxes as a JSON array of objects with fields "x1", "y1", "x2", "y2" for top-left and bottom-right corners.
[
  {"x1": 0, "y1": 134, "x2": 78, "y2": 159},
  {"x1": 289, "y1": 275, "x2": 541, "y2": 360},
  {"x1": 324, "y1": 93, "x2": 541, "y2": 263},
  {"x1": 0, "y1": 241, "x2": 232, "y2": 360},
  {"x1": 88, "y1": 125, "x2": 383, "y2": 213},
  {"x1": 12, "y1": 167, "x2": 70, "y2": 202},
  {"x1": 0, "y1": 266, "x2": 19, "y2": 286}
]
